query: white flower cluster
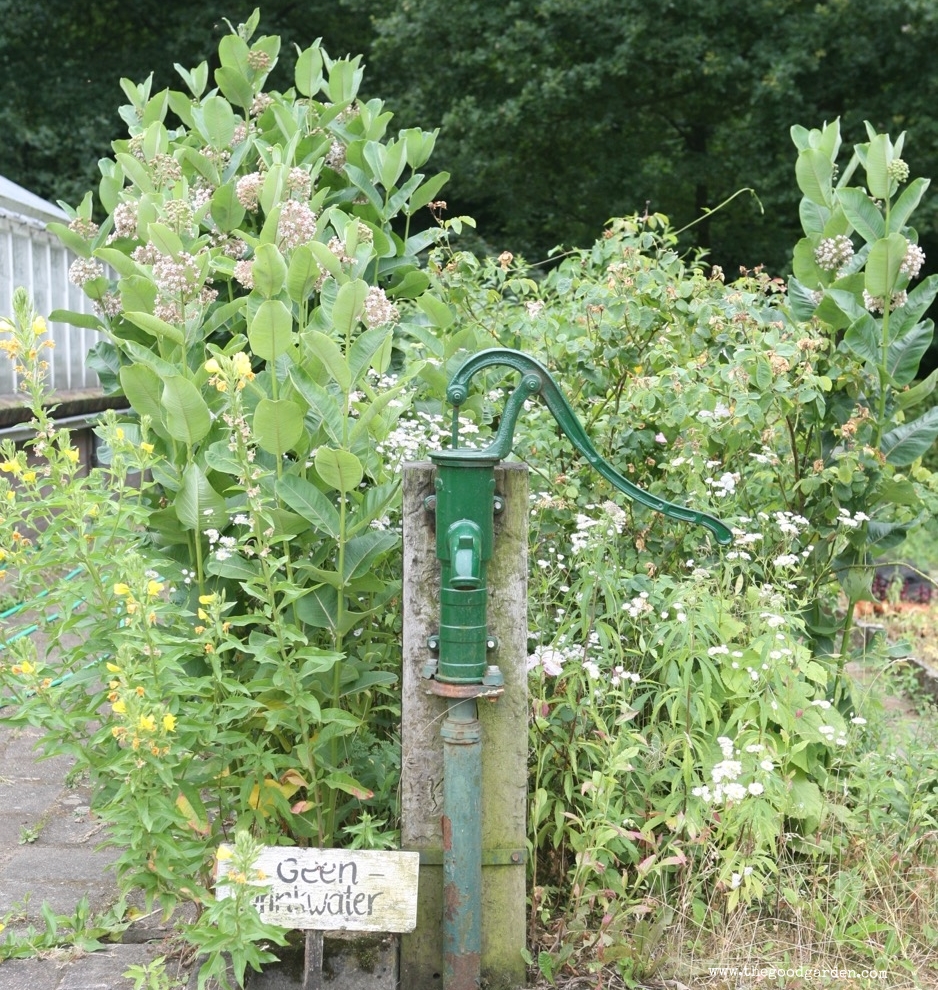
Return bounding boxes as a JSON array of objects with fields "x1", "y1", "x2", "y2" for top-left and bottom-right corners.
[
  {"x1": 863, "y1": 288, "x2": 907, "y2": 314},
  {"x1": 373, "y1": 410, "x2": 481, "y2": 469},
  {"x1": 277, "y1": 200, "x2": 318, "y2": 249},
  {"x1": 836, "y1": 507, "x2": 870, "y2": 529},
  {"x1": 362, "y1": 286, "x2": 399, "y2": 328},
  {"x1": 697, "y1": 401, "x2": 732, "y2": 421},
  {"x1": 622, "y1": 591, "x2": 654, "y2": 619},
  {"x1": 526, "y1": 642, "x2": 580, "y2": 676},
  {"x1": 236, "y1": 172, "x2": 264, "y2": 211},
  {"x1": 705, "y1": 471, "x2": 739, "y2": 498},
  {"x1": 692, "y1": 736, "x2": 770, "y2": 805},
  {"x1": 901, "y1": 241, "x2": 926, "y2": 280},
  {"x1": 68, "y1": 257, "x2": 104, "y2": 287},
  {"x1": 814, "y1": 235, "x2": 854, "y2": 274}
]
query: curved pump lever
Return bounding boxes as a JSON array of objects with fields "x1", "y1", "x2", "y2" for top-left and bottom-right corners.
[{"x1": 439, "y1": 348, "x2": 734, "y2": 546}]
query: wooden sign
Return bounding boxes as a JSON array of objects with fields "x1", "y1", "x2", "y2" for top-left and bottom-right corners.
[{"x1": 216, "y1": 846, "x2": 420, "y2": 933}]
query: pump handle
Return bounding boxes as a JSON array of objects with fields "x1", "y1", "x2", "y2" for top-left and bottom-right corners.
[{"x1": 440, "y1": 348, "x2": 733, "y2": 546}]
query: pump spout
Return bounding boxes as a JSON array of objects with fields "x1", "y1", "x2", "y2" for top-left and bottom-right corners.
[{"x1": 448, "y1": 521, "x2": 482, "y2": 589}]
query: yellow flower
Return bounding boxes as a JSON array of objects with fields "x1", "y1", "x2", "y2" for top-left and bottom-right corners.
[
  {"x1": 15, "y1": 660, "x2": 35, "y2": 675},
  {"x1": 125, "y1": 600, "x2": 139, "y2": 615},
  {"x1": 32, "y1": 317, "x2": 46, "y2": 336},
  {"x1": 140, "y1": 442, "x2": 154, "y2": 454},
  {"x1": 146, "y1": 579, "x2": 164, "y2": 597},
  {"x1": 106, "y1": 662, "x2": 121, "y2": 673},
  {"x1": 113, "y1": 582, "x2": 131, "y2": 596},
  {"x1": 198, "y1": 593, "x2": 216, "y2": 605},
  {"x1": 162, "y1": 713, "x2": 177, "y2": 732},
  {"x1": 112, "y1": 699, "x2": 127, "y2": 714},
  {"x1": 64, "y1": 448, "x2": 80, "y2": 464},
  {"x1": 0, "y1": 460, "x2": 20, "y2": 475},
  {"x1": 232, "y1": 352, "x2": 253, "y2": 378},
  {"x1": 138, "y1": 714, "x2": 156, "y2": 733},
  {"x1": 204, "y1": 357, "x2": 221, "y2": 374},
  {"x1": 22, "y1": 470, "x2": 36, "y2": 483},
  {"x1": 197, "y1": 608, "x2": 209, "y2": 621},
  {"x1": 216, "y1": 846, "x2": 233, "y2": 861}
]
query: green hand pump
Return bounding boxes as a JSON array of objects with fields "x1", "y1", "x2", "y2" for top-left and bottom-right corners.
[{"x1": 422, "y1": 348, "x2": 731, "y2": 990}]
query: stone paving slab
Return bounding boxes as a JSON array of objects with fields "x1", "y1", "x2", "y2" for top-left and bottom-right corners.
[{"x1": 0, "y1": 709, "x2": 198, "y2": 990}]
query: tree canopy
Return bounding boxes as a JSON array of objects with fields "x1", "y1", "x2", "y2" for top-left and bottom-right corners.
[{"x1": 3, "y1": 0, "x2": 938, "y2": 272}]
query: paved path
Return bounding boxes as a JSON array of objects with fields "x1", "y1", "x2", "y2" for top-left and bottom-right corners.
[{"x1": 0, "y1": 720, "x2": 195, "y2": 989}]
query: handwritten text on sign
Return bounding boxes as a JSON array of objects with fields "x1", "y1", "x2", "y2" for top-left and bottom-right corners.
[{"x1": 216, "y1": 847, "x2": 420, "y2": 932}]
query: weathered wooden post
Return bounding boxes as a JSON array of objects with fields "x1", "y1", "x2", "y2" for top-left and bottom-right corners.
[{"x1": 401, "y1": 460, "x2": 528, "y2": 989}]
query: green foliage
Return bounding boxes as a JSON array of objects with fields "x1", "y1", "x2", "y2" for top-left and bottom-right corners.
[
  {"x1": 362, "y1": 0, "x2": 938, "y2": 269},
  {"x1": 420, "y1": 121, "x2": 938, "y2": 982}
]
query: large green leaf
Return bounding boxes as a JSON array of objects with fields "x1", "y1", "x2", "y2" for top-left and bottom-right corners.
[
  {"x1": 123, "y1": 310, "x2": 185, "y2": 346},
  {"x1": 333, "y1": 279, "x2": 369, "y2": 338},
  {"x1": 295, "y1": 44, "x2": 324, "y2": 97},
  {"x1": 207, "y1": 554, "x2": 261, "y2": 581},
  {"x1": 897, "y1": 368, "x2": 938, "y2": 410},
  {"x1": 798, "y1": 198, "x2": 828, "y2": 237},
  {"x1": 252, "y1": 243, "x2": 287, "y2": 298},
  {"x1": 888, "y1": 321, "x2": 933, "y2": 386},
  {"x1": 349, "y1": 325, "x2": 392, "y2": 384},
  {"x1": 884, "y1": 275, "x2": 938, "y2": 342},
  {"x1": 295, "y1": 585, "x2": 340, "y2": 631},
  {"x1": 304, "y1": 329, "x2": 351, "y2": 390},
  {"x1": 210, "y1": 182, "x2": 246, "y2": 232},
  {"x1": 406, "y1": 170, "x2": 450, "y2": 216},
  {"x1": 253, "y1": 398, "x2": 305, "y2": 455},
  {"x1": 119, "y1": 364, "x2": 168, "y2": 437},
  {"x1": 288, "y1": 365, "x2": 345, "y2": 443},
  {"x1": 193, "y1": 94, "x2": 236, "y2": 148},
  {"x1": 215, "y1": 66, "x2": 254, "y2": 111},
  {"x1": 415, "y1": 292, "x2": 454, "y2": 329},
  {"x1": 865, "y1": 233, "x2": 906, "y2": 299},
  {"x1": 161, "y1": 375, "x2": 211, "y2": 445},
  {"x1": 93, "y1": 246, "x2": 139, "y2": 278},
  {"x1": 315, "y1": 447, "x2": 363, "y2": 493},
  {"x1": 888, "y1": 176, "x2": 930, "y2": 233},
  {"x1": 175, "y1": 462, "x2": 227, "y2": 530},
  {"x1": 276, "y1": 474, "x2": 340, "y2": 537},
  {"x1": 249, "y1": 299, "x2": 294, "y2": 360},
  {"x1": 286, "y1": 244, "x2": 322, "y2": 303},
  {"x1": 791, "y1": 238, "x2": 823, "y2": 287},
  {"x1": 795, "y1": 148, "x2": 832, "y2": 208},
  {"x1": 836, "y1": 188, "x2": 883, "y2": 244},
  {"x1": 843, "y1": 314, "x2": 881, "y2": 365},
  {"x1": 343, "y1": 531, "x2": 399, "y2": 582},
  {"x1": 49, "y1": 309, "x2": 104, "y2": 331},
  {"x1": 881, "y1": 406, "x2": 938, "y2": 465},
  {"x1": 865, "y1": 133, "x2": 891, "y2": 200}
]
